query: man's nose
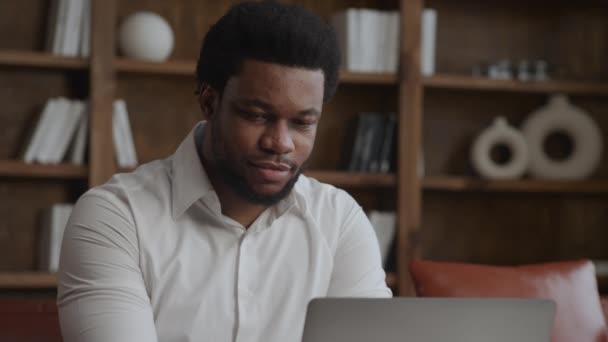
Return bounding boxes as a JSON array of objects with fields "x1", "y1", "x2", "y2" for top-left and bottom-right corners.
[{"x1": 260, "y1": 121, "x2": 295, "y2": 155}]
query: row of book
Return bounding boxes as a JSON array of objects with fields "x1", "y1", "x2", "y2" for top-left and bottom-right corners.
[
  {"x1": 348, "y1": 112, "x2": 397, "y2": 173},
  {"x1": 23, "y1": 98, "x2": 138, "y2": 168},
  {"x1": 46, "y1": 0, "x2": 91, "y2": 57},
  {"x1": 331, "y1": 8, "x2": 437, "y2": 74},
  {"x1": 38, "y1": 203, "x2": 73, "y2": 272},
  {"x1": 368, "y1": 210, "x2": 396, "y2": 268}
]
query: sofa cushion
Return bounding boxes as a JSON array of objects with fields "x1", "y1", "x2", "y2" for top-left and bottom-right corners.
[{"x1": 410, "y1": 259, "x2": 607, "y2": 342}]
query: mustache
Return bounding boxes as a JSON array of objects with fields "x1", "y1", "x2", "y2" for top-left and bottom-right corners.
[{"x1": 250, "y1": 157, "x2": 298, "y2": 171}]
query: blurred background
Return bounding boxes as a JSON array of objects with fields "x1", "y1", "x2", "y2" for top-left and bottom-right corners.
[{"x1": 0, "y1": 0, "x2": 607, "y2": 340}]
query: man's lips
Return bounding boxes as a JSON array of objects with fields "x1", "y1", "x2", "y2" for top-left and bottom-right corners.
[{"x1": 249, "y1": 161, "x2": 293, "y2": 182}]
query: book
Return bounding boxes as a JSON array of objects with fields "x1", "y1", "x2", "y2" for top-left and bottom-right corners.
[
  {"x1": 368, "y1": 210, "x2": 397, "y2": 267},
  {"x1": 116, "y1": 100, "x2": 138, "y2": 167},
  {"x1": 52, "y1": 0, "x2": 68, "y2": 54},
  {"x1": 79, "y1": 0, "x2": 91, "y2": 57},
  {"x1": 421, "y1": 8, "x2": 438, "y2": 76},
  {"x1": 23, "y1": 99, "x2": 58, "y2": 163},
  {"x1": 378, "y1": 113, "x2": 397, "y2": 173},
  {"x1": 348, "y1": 112, "x2": 374, "y2": 171},
  {"x1": 50, "y1": 99, "x2": 84, "y2": 164},
  {"x1": 367, "y1": 114, "x2": 387, "y2": 172},
  {"x1": 62, "y1": 0, "x2": 84, "y2": 56},
  {"x1": 38, "y1": 98, "x2": 70, "y2": 164},
  {"x1": 38, "y1": 203, "x2": 73, "y2": 272},
  {"x1": 68, "y1": 102, "x2": 88, "y2": 165},
  {"x1": 112, "y1": 101, "x2": 128, "y2": 167},
  {"x1": 113, "y1": 99, "x2": 138, "y2": 168}
]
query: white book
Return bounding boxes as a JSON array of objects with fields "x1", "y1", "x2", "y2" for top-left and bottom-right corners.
[
  {"x1": 62, "y1": 0, "x2": 84, "y2": 56},
  {"x1": 45, "y1": 0, "x2": 60, "y2": 52},
  {"x1": 52, "y1": 0, "x2": 68, "y2": 54},
  {"x1": 359, "y1": 9, "x2": 375, "y2": 72},
  {"x1": 37, "y1": 98, "x2": 70, "y2": 164},
  {"x1": 51, "y1": 99, "x2": 83, "y2": 164},
  {"x1": 369, "y1": 211, "x2": 397, "y2": 267},
  {"x1": 68, "y1": 101, "x2": 88, "y2": 164},
  {"x1": 421, "y1": 8, "x2": 437, "y2": 76},
  {"x1": 38, "y1": 203, "x2": 73, "y2": 272},
  {"x1": 24, "y1": 99, "x2": 57, "y2": 163},
  {"x1": 116, "y1": 99, "x2": 138, "y2": 167},
  {"x1": 386, "y1": 12, "x2": 400, "y2": 73},
  {"x1": 112, "y1": 101, "x2": 127, "y2": 167},
  {"x1": 79, "y1": 0, "x2": 91, "y2": 57}
]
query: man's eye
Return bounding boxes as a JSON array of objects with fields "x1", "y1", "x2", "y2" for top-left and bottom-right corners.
[{"x1": 293, "y1": 120, "x2": 316, "y2": 128}]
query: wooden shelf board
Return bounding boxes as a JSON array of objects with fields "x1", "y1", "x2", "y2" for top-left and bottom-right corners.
[
  {"x1": 340, "y1": 71, "x2": 398, "y2": 85},
  {"x1": 115, "y1": 58, "x2": 196, "y2": 75},
  {"x1": 0, "y1": 272, "x2": 57, "y2": 289},
  {"x1": 0, "y1": 50, "x2": 88, "y2": 70},
  {"x1": 0, "y1": 160, "x2": 88, "y2": 179},
  {"x1": 423, "y1": 176, "x2": 608, "y2": 194},
  {"x1": 115, "y1": 58, "x2": 398, "y2": 84},
  {"x1": 305, "y1": 170, "x2": 396, "y2": 188},
  {"x1": 424, "y1": 74, "x2": 608, "y2": 96}
]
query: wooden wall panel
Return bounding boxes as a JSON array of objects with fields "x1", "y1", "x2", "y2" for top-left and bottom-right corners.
[
  {"x1": 0, "y1": 0, "x2": 50, "y2": 51},
  {"x1": 426, "y1": 0, "x2": 608, "y2": 80},
  {"x1": 421, "y1": 192, "x2": 608, "y2": 265},
  {"x1": 0, "y1": 179, "x2": 85, "y2": 270}
]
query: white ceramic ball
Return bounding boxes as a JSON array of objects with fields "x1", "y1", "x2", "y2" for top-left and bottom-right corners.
[{"x1": 118, "y1": 12, "x2": 174, "y2": 62}]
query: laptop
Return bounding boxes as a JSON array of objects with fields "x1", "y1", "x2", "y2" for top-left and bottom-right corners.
[{"x1": 301, "y1": 297, "x2": 555, "y2": 342}]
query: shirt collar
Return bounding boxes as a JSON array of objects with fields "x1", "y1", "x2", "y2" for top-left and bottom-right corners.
[
  {"x1": 171, "y1": 121, "x2": 308, "y2": 220},
  {"x1": 171, "y1": 122, "x2": 215, "y2": 219}
]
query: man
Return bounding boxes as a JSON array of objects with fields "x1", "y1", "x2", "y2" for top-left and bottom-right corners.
[{"x1": 57, "y1": 2, "x2": 391, "y2": 342}]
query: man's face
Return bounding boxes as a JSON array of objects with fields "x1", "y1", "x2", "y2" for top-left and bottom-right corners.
[{"x1": 204, "y1": 59, "x2": 324, "y2": 205}]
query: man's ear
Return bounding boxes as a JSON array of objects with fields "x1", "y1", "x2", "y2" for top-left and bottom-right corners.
[{"x1": 198, "y1": 84, "x2": 220, "y2": 121}]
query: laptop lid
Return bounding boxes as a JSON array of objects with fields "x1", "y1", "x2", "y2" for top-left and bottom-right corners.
[{"x1": 301, "y1": 297, "x2": 555, "y2": 342}]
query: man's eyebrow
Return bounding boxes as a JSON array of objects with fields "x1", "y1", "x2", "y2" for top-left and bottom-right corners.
[
  {"x1": 234, "y1": 98, "x2": 274, "y2": 112},
  {"x1": 235, "y1": 98, "x2": 320, "y2": 117}
]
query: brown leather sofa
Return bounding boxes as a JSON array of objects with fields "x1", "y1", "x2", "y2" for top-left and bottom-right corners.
[
  {"x1": 0, "y1": 298, "x2": 62, "y2": 342},
  {"x1": 410, "y1": 259, "x2": 608, "y2": 342}
]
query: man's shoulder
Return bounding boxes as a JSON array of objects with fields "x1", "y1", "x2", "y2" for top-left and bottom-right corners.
[
  {"x1": 82, "y1": 158, "x2": 172, "y2": 208},
  {"x1": 296, "y1": 174, "x2": 359, "y2": 216}
]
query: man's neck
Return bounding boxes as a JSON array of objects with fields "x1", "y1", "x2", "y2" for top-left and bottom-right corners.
[{"x1": 197, "y1": 126, "x2": 268, "y2": 229}]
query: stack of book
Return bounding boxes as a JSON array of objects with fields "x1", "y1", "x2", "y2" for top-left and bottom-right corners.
[
  {"x1": 38, "y1": 203, "x2": 73, "y2": 272},
  {"x1": 22, "y1": 98, "x2": 137, "y2": 168},
  {"x1": 331, "y1": 8, "x2": 437, "y2": 75},
  {"x1": 348, "y1": 112, "x2": 397, "y2": 173},
  {"x1": 46, "y1": 0, "x2": 91, "y2": 57},
  {"x1": 112, "y1": 99, "x2": 138, "y2": 168},
  {"x1": 23, "y1": 97, "x2": 88, "y2": 165},
  {"x1": 368, "y1": 210, "x2": 397, "y2": 267}
]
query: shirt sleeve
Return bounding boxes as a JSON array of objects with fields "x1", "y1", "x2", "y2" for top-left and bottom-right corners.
[
  {"x1": 57, "y1": 187, "x2": 159, "y2": 342},
  {"x1": 327, "y1": 203, "x2": 393, "y2": 298}
]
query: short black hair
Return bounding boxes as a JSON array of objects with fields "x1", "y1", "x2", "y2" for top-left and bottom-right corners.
[{"x1": 196, "y1": 1, "x2": 341, "y2": 102}]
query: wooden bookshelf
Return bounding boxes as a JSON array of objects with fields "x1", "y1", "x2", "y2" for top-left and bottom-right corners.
[
  {"x1": 423, "y1": 74, "x2": 608, "y2": 96},
  {"x1": 385, "y1": 272, "x2": 397, "y2": 290},
  {"x1": 423, "y1": 176, "x2": 608, "y2": 194},
  {"x1": 305, "y1": 170, "x2": 396, "y2": 188},
  {"x1": 115, "y1": 57, "x2": 398, "y2": 84},
  {"x1": 0, "y1": 161, "x2": 87, "y2": 179},
  {"x1": 0, "y1": 272, "x2": 57, "y2": 289},
  {"x1": 0, "y1": 50, "x2": 88, "y2": 70}
]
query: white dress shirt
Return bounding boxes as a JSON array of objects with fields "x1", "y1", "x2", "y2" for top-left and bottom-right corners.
[{"x1": 57, "y1": 122, "x2": 391, "y2": 342}]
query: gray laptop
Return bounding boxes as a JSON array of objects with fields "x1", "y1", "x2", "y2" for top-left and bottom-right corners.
[{"x1": 301, "y1": 297, "x2": 555, "y2": 342}]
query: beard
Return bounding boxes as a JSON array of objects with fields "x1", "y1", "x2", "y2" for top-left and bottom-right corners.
[{"x1": 210, "y1": 121, "x2": 305, "y2": 206}]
